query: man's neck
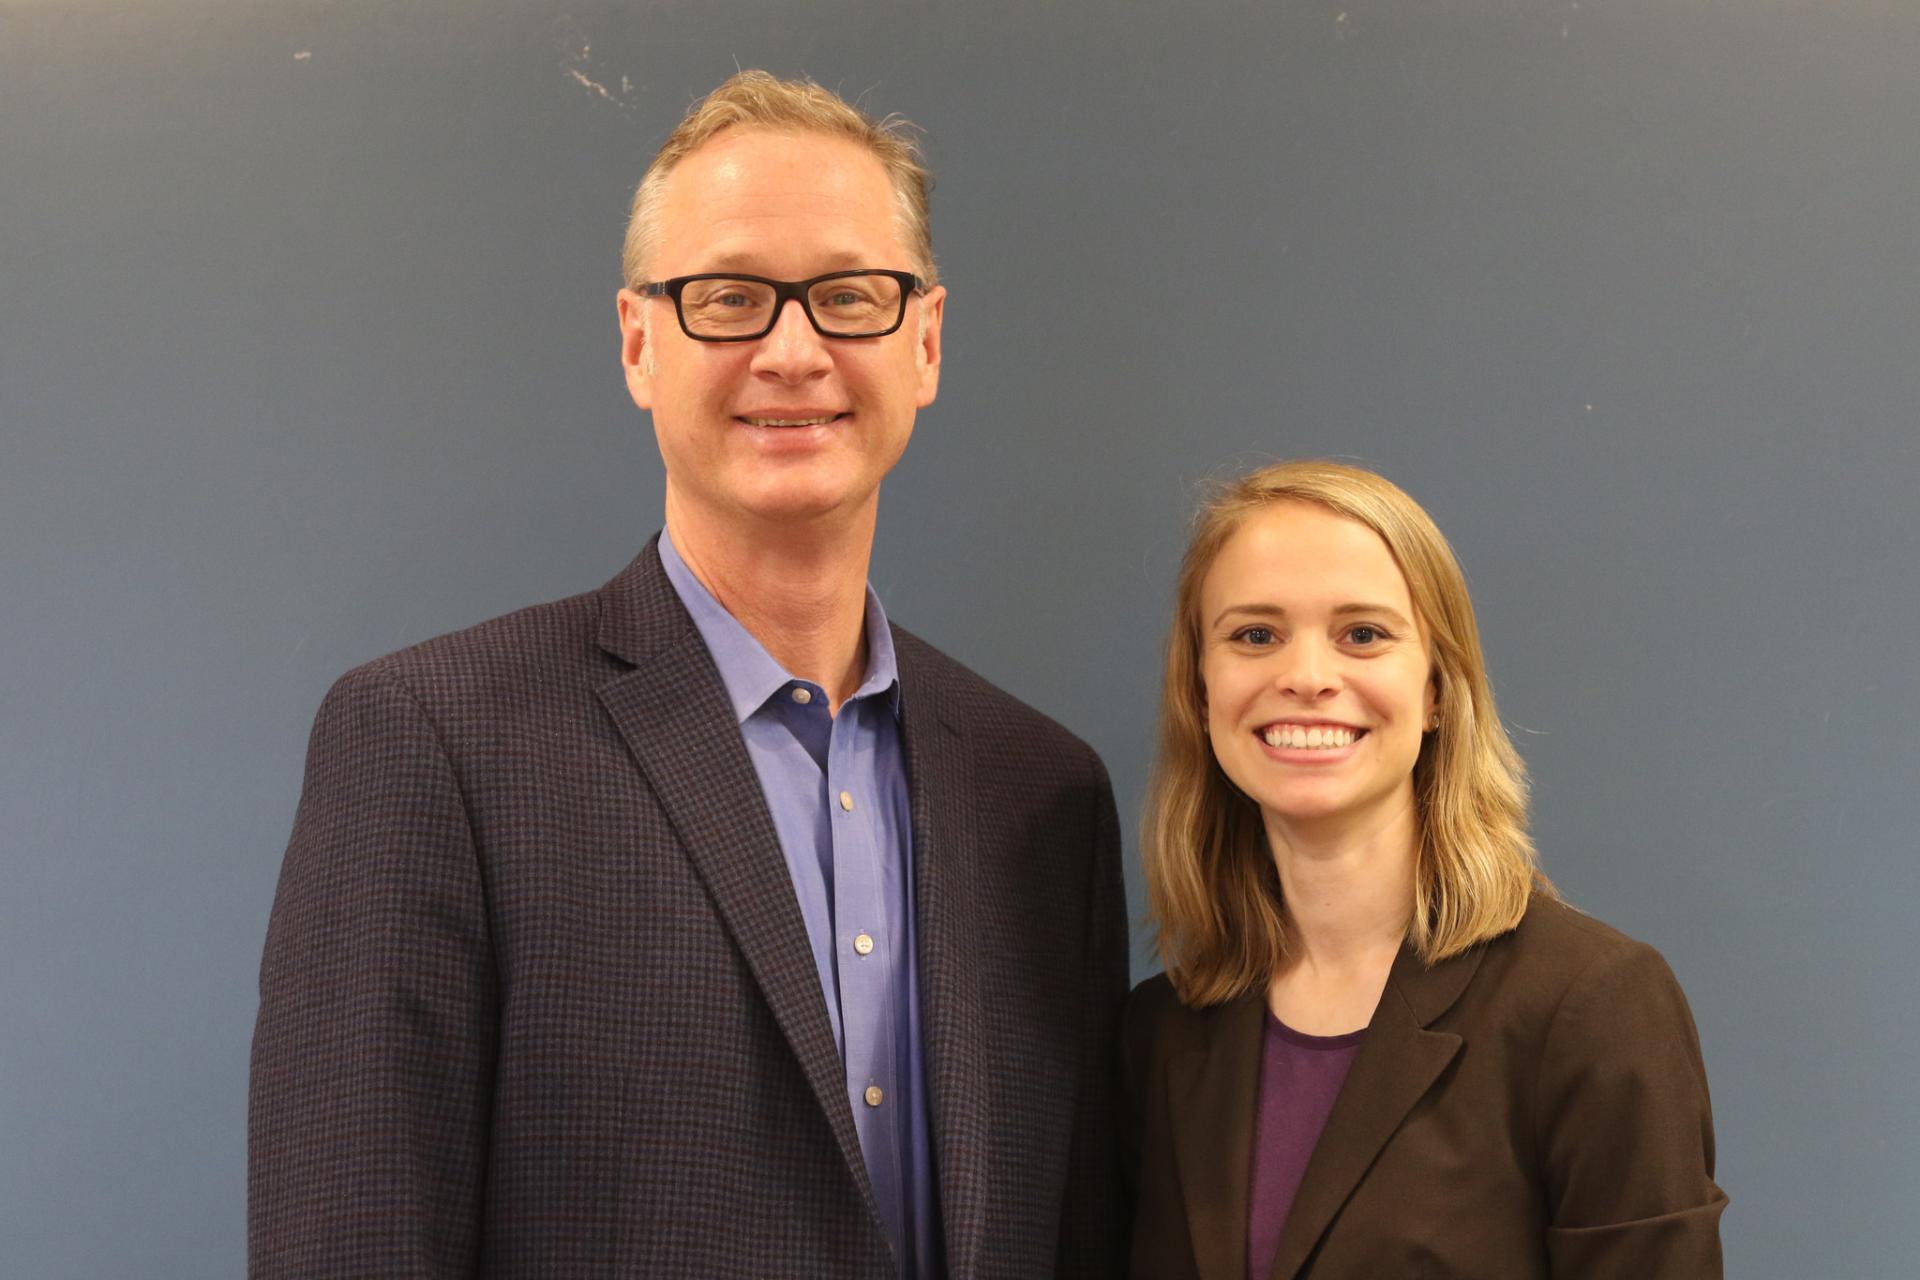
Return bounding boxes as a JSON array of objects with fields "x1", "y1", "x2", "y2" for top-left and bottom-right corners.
[{"x1": 665, "y1": 493, "x2": 877, "y2": 713}]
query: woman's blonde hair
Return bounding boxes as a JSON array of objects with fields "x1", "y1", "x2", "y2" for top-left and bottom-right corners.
[
  {"x1": 622, "y1": 70, "x2": 936, "y2": 288},
  {"x1": 1144, "y1": 460, "x2": 1551, "y2": 1005}
]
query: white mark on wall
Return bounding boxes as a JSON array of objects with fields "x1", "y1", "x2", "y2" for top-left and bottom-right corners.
[
  {"x1": 560, "y1": 33, "x2": 638, "y2": 113},
  {"x1": 294, "y1": 50, "x2": 312, "y2": 62}
]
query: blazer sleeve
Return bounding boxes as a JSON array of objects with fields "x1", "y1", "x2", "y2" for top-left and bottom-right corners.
[
  {"x1": 1535, "y1": 938, "x2": 1727, "y2": 1278},
  {"x1": 248, "y1": 666, "x2": 497, "y2": 1279},
  {"x1": 1053, "y1": 747, "x2": 1133, "y2": 1277}
]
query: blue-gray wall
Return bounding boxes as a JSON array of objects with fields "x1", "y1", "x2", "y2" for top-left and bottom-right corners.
[{"x1": 4, "y1": 1, "x2": 1915, "y2": 1274}]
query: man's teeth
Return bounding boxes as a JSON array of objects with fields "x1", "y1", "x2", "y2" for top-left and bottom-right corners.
[
  {"x1": 1263, "y1": 725, "x2": 1358, "y2": 749},
  {"x1": 743, "y1": 415, "x2": 838, "y2": 427}
]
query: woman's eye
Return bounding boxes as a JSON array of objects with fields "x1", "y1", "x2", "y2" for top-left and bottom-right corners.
[
  {"x1": 1234, "y1": 626, "x2": 1276, "y2": 646},
  {"x1": 1346, "y1": 625, "x2": 1387, "y2": 646}
]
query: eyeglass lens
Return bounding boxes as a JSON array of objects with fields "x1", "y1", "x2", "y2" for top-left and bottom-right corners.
[{"x1": 678, "y1": 274, "x2": 905, "y2": 338}]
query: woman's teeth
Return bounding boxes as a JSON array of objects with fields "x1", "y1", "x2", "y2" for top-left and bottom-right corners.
[{"x1": 1263, "y1": 725, "x2": 1357, "y2": 749}]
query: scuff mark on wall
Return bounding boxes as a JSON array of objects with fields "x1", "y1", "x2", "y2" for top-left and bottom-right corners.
[
  {"x1": 567, "y1": 64, "x2": 637, "y2": 111},
  {"x1": 554, "y1": 20, "x2": 638, "y2": 114}
]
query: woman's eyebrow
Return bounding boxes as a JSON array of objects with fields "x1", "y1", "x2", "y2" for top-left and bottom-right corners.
[
  {"x1": 1209, "y1": 602, "x2": 1414, "y2": 629},
  {"x1": 1332, "y1": 603, "x2": 1414, "y2": 628},
  {"x1": 1210, "y1": 602, "x2": 1288, "y2": 629}
]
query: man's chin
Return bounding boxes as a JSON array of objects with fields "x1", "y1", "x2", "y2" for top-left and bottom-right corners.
[
  {"x1": 665, "y1": 462, "x2": 888, "y2": 533},
  {"x1": 730, "y1": 482, "x2": 879, "y2": 528}
]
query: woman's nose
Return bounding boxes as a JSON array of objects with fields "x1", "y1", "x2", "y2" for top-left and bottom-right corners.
[{"x1": 1274, "y1": 638, "x2": 1339, "y2": 700}]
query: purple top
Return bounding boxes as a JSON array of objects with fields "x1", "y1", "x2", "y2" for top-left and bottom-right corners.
[
  {"x1": 659, "y1": 530, "x2": 937, "y2": 1279},
  {"x1": 1246, "y1": 1011, "x2": 1367, "y2": 1280}
]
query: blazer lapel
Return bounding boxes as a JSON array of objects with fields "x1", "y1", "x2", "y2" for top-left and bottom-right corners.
[
  {"x1": 593, "y1": 543, "x2": 877, "y2": 1222},
  {"x1": 1168, "y1": 994, "x2": 1265, "y2": 1280},
  {"x1": 1267, "y1": 941, "x2": 1482, "y2": 1280},
  {"x1": 894, "y1": 646, "x2": 990, "y2": 1279}
]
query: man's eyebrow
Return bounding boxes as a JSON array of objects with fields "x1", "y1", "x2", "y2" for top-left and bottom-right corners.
[
  {"x1": 698, "y1": 251, "x2": 872, "y2": 274},
  {"x1": 1208, "y1": 602, "x2": 1414, "y2": 629}
]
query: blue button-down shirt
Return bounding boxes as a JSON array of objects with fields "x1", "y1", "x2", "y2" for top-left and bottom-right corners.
[{"x1": 659, "y1": 530, "x2": 938, "y2": 1279}]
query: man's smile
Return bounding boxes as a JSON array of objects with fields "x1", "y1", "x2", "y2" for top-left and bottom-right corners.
[{"x1": 735, "y1": 412, "x2": 850, "y2": 427}]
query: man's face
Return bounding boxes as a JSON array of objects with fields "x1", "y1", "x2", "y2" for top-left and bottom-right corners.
[{"x1": 618, "y1": 129, "x2": 945, "y2": 530}]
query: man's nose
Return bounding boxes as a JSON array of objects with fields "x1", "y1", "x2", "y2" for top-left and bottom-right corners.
[{"x1": 750, "y1": 298, "x2": 833, "y2": 380}]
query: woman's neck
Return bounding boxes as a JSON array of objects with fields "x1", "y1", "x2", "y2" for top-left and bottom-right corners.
[{"x1": 1264, "y1": 795, "x2": 1419, "y2": 1032}]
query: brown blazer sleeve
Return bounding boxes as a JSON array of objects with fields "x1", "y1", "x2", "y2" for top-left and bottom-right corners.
[
  {"x1": 248, "y1": 665, "x2": 497, "y2": 1278},
  {"x1": 1536, "y1": 939, "x2": 1727, "y2": 1277},
  {"x1": 1053, "y1": 749, "x2": 1133, "y2": 1276}
]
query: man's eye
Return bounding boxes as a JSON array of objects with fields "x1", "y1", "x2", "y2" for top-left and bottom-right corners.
[
  {"x1": 715, "y1": 292, "x2": 753, "y2": 308},
  {"x1": 824, "y1": 290, "x2": 861, "y2": 306}
]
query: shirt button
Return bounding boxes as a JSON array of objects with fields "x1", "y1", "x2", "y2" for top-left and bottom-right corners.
[
  {"x1": 864, "y1": 1085, "x2": 884, "y2": 1108},
  {"x1": 790, "y1": 687, "x2": 812, "y2": 704},
  {"x1": 853, "y1": 932, "x2": 874, "y2": 956},
  {"x1": 838, "y1": 790, "x2": 854, "y2": 812}
]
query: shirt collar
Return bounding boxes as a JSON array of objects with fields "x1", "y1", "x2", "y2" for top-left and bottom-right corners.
[{"x1": 658, "y1": 526, "x2": 901, "y2": 725}]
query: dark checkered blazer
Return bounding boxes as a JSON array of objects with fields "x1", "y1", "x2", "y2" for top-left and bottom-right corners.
[{"x1": 248, "y1": 539, "x2": 1130, "y2": 1279}]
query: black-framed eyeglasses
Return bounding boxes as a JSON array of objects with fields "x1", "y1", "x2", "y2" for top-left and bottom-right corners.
[{"x1": 639, "y1": 269, "x2": 927, "y2": 342}]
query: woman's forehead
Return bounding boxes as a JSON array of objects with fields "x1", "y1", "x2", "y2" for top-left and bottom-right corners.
[{"x1": 1204, "y1": 503, "x2": 1413, "y2": 608}]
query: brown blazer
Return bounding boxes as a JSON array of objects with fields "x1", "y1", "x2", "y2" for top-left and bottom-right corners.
[
  {"x1": 249, "y1": 540, "x2": 1129, "y2": 1278},
  {"x1": 1122, "y1": 894, "x2": 1725, "y2": 1279}
]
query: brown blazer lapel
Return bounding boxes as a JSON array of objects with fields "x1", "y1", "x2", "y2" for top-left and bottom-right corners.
[
  {"x1": 895, "y1": 644, "x2": 990, "y2": 1279},
  {"x1": 592, "y1": 543, "x2": 878, "y2": 1223},
  {"x1": 1267, "y1": 942, "x2": 1481, "y2": 1280},
  {"x1": 1167, "y1": 993, "x2": 1265, "y2": 1280}
]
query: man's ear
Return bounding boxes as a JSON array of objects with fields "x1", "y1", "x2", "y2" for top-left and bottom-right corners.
[
  {"x1": 617, "y1": 288, "x2": 654, "y2": 410},
  {"x1": 913, "y1": 284, "x2": 945, "y2": 408}
]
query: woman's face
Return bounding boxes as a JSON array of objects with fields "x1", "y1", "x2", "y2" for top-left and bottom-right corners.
[{"x1": 1198, "y1": 501, "x2": 1436, "y2": 839}]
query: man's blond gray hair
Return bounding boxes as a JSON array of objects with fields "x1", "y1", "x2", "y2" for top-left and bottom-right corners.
[{"x1": 622, "y1": 71, "x2": 937, "y2": 288}]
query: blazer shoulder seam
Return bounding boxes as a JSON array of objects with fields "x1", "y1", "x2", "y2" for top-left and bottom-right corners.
[
  {"x1": 350, "y1": 661, "x2": 489, "y2": 895},
  {"x1": 1524, "y1": 927, "x2": 1663, "y2": 1146}
]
